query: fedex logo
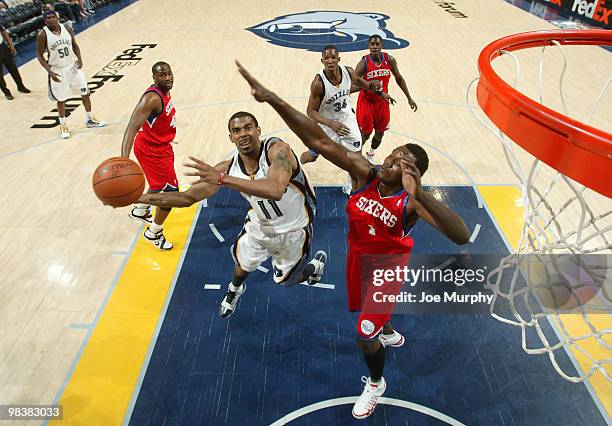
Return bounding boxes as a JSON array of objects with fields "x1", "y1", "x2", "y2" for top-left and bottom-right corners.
[{"x1": 572, "y1": 0, "x2": 612, "y2": 24}]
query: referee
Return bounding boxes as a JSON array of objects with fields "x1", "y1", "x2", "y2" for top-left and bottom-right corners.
[{"x1": 0, "y1": 22, "x2": 30, "y2": 100}]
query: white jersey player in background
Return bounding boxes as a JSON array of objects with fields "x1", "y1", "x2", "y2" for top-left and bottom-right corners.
[
  {"x1": 36, "y1": 10, "x2": 104, "y2": 139},
  {"x1": 299, "y1": 45, "x2": 394, "y2": 194},
  {"x1": 139, "y1": 111, "x2": 327, "y2": 318}
]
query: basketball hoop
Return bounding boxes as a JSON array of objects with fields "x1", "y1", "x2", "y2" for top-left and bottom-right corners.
[{"x1": 468, "y1": 30, "x2": 612, "y2": 383}]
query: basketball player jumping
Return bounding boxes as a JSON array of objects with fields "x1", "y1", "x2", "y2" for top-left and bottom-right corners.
[
  {"x1": 121, "y1": 61, "x2": 178, "y2": 251},
  {"x1": 233, "y1": 62, "x2": 469, "y2": 419},
  {"x1": 138, "y1": 111, "x2": 327, "y2": 318},
  {"x1": 356, "y1": 35, "x2": 418, "y2": 162},
  {"x1": 36, "y1": 10, "x2": 105, "y2": 139},
  {"x1": 299, "y1": 45, "x2": 394, "y2": 194}
]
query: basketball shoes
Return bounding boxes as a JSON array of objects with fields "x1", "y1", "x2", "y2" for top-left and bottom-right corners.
[
  {"x1": 379, "y1": 330, "x2": 405, "y2": 348},
  {"x1": 143, "y1": 227, "x2": 173, "y2": 250},
  {"x1": 352, "y1": 376, "x2": 386, "y2": 419},
  {"x1": 219, "y1": 283, "x2": 246, "y2": 318},
  {"x1": 60, "y1": 124, "x2": 70, "y2": 139},
  {"x1": 365, "y1": 150, "x2": 376, "y2": 163},
  {"x1": 86, "y1": 117, "x2": 105, "y2": 128},
  {"x1": 129, "y1": 207, "x2": 153, "y2": 224},
  {"x1": 306, "y1": 250, "x2": 327, "y2": 285}
]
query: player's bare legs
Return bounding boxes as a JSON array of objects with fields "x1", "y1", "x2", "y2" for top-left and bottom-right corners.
[
  {"x1": 81, "y1": 94, "x2": 105, "y2": 128},
  {"x1": 220, "y1": 265, "x2": 250, "y2": 318},
  {"x1": 365, "y1": 130, "x2": 385, "y2": 162},
  {"x1": 354, "y1": 337, "x2": 387, "y2": 419},
  {"x1": 57, "y1": 101, "x2": 70, "y2": 139}
]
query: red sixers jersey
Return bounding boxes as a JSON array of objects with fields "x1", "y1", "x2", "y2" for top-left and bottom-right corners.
[
  {"x1": 346, "y1": 174, "x2": 414, "y2": 254},
  {"x1": 359, "y1": 53, "x2": 392, "y2": 102},
  {"x1": 138, "y1": 86, "x2": 176, "y2": 145}
]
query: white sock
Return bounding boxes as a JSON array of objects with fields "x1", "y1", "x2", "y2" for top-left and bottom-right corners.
[
  {"x1": 86, "y1": 111, "x2": 94, "y2": 120},
  {"x1": 229, "y1": 283, "x2": 242, "y2": 292},
  {"x1": 59, "y1": 117, "x2": 66, "y2": 125},
  {"x1": 149, "y1": 222, "x2": 162, "y2": 233}
]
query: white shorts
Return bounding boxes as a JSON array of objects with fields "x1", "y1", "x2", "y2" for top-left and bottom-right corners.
[
  {"x1": 48, "y1": 64, "x2": 89, "y2": 102},
  {"x1": 317, "y1": 114, "x2": 362, "y2": 153},
  {"x1": 231, "y1": 220, "x2": 313, "y2": 286}
]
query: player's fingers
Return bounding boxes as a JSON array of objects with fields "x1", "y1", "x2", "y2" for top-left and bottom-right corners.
[{"x1": 187, "y1": 156, "x2": 205, "y2": 165}]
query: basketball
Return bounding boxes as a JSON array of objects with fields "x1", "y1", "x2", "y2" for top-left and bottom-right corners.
[{"x1": 92, "y1": 157, "x2": 145, "y2": 207}]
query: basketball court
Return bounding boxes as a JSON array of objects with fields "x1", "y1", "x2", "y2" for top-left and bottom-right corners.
[{"x1": 0, "y1": 0, "x2": 610, "y2": 424}]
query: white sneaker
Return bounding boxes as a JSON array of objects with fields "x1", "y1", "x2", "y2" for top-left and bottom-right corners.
[
  {"x1": 379, "y1": 330, "x2": 405, "y2": 348},
  {"x1": 143, "y1": 227, "x2": 173, "y2": 250},
  {"x1": 60, "y1": 124, "x2": 70, "y2": 139},
  {"x1": 352, "y1": 376, "x2": 386, "y2": 419},
  {"x1": 306, "y1": 250, "x2": 327, "y2": 285},
  {"x1": 86, "y1": 117, "x2": 106, "y2": 128},
  {"x1": 219, "y1": 283, "x2": 246, "y2": 318},
  {"x1": 129, "y1": 207, "x2": 153, "y2": 224},
  {"x1": 365, "y1": 151, "x2": 376, "y2": 163}
]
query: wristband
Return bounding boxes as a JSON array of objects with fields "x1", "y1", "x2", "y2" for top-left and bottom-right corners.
[{"x1": 217, "y1": 172, "x2": 226, "y2": 186}]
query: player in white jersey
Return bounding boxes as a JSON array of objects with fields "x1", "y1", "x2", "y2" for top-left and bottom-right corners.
[
  {"x1": 138, "y1": 111, "x2": 327, "y2": 318},
  {"x1": 299, "y1": 45, "x2": 393, "y2": 194},
  {"x1": 36, "y1": 10, "x2": 104, "y2": 139}
]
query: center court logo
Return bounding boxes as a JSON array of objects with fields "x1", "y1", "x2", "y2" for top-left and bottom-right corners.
[{"x1": 248, "y1": 11, "x2": 409, "y2": 52}]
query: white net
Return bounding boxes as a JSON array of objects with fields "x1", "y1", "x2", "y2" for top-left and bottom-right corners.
[{"x1": 467, "y1": 37, "x2": 612, "y2": 383}]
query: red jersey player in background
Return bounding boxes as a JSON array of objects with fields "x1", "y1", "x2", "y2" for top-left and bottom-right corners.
[
  {"x1": 220, "y1": 62, "x2": 469, "y2": 420},
  {"x1": 120, "y1": 61, "x2": 177, "y2": 250},
  {"x1": 355, "y1": 35, "x2": 418, "y2": 163}
]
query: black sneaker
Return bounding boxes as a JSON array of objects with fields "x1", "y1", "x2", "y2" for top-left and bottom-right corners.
[
  {"x1": 17, "y1": 87, "x2": 31, "y2": 93},
  {"x1": 219, "y1": 283, "x2": 246, "y2": 318},
  {"x1": 4, "y1": 91, "x2": 13, "y2": 100}
]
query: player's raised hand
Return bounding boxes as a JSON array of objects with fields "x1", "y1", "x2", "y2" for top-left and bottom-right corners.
[
  {"x1": 400, "y1": 158, "x2": 422, "y2": 198},
  {"x1": 235, "y1": 61, "x2": 273, "y2": 103},
  {"x1": 184, "y1": 156, "x2": 220, "y2": 185}
]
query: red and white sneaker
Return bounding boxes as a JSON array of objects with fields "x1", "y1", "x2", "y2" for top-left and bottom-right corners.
[
  {"x1": 352, "y1": 376, "x2": 386, "y2": 419},
  {"x1": 379, "y1": 330, "x2": 405, "y2": 348}
]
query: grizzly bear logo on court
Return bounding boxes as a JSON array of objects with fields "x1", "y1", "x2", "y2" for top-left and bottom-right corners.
[{"x1": 248, "y1": 11, "x2": 409, "y2": 52}]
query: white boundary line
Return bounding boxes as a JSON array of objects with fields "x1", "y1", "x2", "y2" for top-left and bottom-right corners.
[{"x1": 269, "y1": 396, "x2": 466, "y2": 426}]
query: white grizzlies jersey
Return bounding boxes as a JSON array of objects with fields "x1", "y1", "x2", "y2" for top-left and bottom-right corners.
[
  {"x1": 43, "y1": 24, "x2": 75, "y2": 68},
  {"x1": 228, "y1": 138, "x2": 317, "y2": 235},
  {"x1": 316, "y1": 65, "x2": 361, "y2": 149}
]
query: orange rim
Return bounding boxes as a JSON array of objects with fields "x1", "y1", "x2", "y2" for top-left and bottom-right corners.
[{"x1": 477, "y1": 30, "x2": 612, "y2": 197}]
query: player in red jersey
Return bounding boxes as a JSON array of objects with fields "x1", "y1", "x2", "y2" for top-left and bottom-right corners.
[
  {"x1": 232, "y1": 62, "x2": 469, "y2": 419},
  {"x1": 120, "y1": 61, "x2": 177, "y2": 250},
  {"x1": 355, "y1": 35, "x2": 418, "y2": 163}
]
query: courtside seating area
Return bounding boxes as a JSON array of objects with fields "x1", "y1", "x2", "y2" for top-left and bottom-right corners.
[{"x1": 0, "y1": 0, "x2": 115, "y2": 45}]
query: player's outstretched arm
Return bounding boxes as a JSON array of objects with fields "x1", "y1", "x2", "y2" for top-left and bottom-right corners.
[
  {"x1": 235, "y1": 61, "x2": 372, "y2": 183},
  {"x1": 184, "y1": 141, "x2": 294, "y2": 201},
  {"x1": 120, "y1": 93, "x2": 161, "y2": 158},
  {"x1": 138, "y1": 160, "x2": 231, "y2": 208},
  {"x1": 389, "y1": 56, "x2": 417, "y2": 111},
  {"x1": 401, "y1": 159, "x2": 469, "y2": 244}
]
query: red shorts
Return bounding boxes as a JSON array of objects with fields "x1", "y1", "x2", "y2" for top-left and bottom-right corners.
[
  {"x1": 346, "y1": 250, "x2": 410, "y2": 340},
  {"x1": 133, "y1": 135, "x2": 178, "y2": 191},
  {"x1": 356, "y1": 94, "x2": 390, "y2": 135}
]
